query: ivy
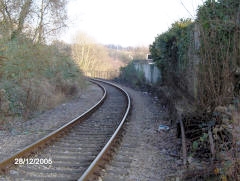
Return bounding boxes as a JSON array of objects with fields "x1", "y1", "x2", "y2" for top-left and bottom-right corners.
[
  {"x1": 196, "y1": 0, "x2": 240, "y2": 110},
  {"x1": 150, "y1": 0, "x2": 240, "y2": 106},
  {"x1": 149, "y1": 18, "x2": 193, "y2": 84}
]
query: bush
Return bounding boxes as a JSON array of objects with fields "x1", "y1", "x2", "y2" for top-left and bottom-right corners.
[
  {"x1": 196, "y1": 0, "x2": 240, "y2": 111},
  {"x1": 0, "y1": 36, "x2": 85, "y2": 121},
  {"x1": 149, "y1": 19, "x2": 193, "y2": 87},
  {"x1": 119, "y1": 62, "x2": 145, "y2": 87}
]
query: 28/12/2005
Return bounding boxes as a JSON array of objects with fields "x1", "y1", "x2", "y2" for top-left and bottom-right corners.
[{"x1": 14, "y1": 158, "x2": 52, "y2": 165}]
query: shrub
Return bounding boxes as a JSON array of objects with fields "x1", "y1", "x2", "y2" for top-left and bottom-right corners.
[
  {"x1": 119, "y1": 62, "x2": 146, "y2": 87},
  {"x1": 0, "y1": 36, "x2": 85, "y2": 121},
  {"x1": 196, "y1": 0, "x2": 240, "y2": 111},
  {"x1": 149, "y1": 19, "x2": 193, "y2": 87}
]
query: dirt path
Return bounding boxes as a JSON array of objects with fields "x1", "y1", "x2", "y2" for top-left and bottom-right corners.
[{"x1": 102, "y1": 85, "x2": 182, "y2": 181}]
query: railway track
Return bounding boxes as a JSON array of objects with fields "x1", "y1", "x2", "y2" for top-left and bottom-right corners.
[{"x1": 0, "y1": 79, "x2": 131, "y2": 181}]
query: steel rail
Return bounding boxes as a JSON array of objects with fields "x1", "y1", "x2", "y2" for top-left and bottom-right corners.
[
  {"x1": 0, "y1": 80, "x2": 107, "y2": 173},
  {"x1": 78, "y1": 79, "x2": 131, "y2": 181}
]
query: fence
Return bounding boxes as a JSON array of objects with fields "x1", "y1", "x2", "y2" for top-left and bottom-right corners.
[{"x1": 83, "y1": 70, "x2": 120, "y2": 80}]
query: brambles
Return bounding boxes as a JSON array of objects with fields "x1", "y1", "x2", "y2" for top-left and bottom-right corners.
[
  {"x1": 0, "y1": 37, "x2": 85, "y2": 122},
  {"x1": 150, "y1": 0, "x2": 240, "y2": 179},
  {"x1": 196, "y1": 0, "x2": 240, "y2": 112}
]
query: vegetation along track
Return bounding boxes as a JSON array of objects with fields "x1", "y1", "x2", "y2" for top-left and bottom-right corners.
[{"x1": 0, "y1": 79, "x2": 131, "y2": 181}]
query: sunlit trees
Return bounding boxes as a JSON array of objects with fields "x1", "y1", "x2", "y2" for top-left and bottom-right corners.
[
  {"x1": 72, "y1": 32, "x2": 118, "y2": 72},
  {"x1": 72, "y1": 32, "x2": 99, "y2": 71}
]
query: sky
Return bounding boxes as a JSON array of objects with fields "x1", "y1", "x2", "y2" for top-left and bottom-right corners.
[{"x1": 60, "y1": 0, "x2": 205, "y2": 47}]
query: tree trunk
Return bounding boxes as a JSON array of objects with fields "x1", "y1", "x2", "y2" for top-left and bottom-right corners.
[{"x1": 11, "y1": 0, "x2": 32, "y2": 39}]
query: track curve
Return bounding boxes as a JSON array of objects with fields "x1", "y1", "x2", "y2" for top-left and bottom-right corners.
[{"x1": 0, "y1": 79, "x2": 131, "y2": 181}]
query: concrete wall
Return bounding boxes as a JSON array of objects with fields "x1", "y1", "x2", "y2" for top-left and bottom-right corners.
[
  {"x1": 134, "y1": 63, "x2": 161, "y2": 84},
  {"x1": 186, "y1": 23, "x2": 200, "y2": 99}
]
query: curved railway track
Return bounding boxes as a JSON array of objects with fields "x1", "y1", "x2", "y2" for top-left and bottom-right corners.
[{"x1": 0, "y1": 79, "x2": 131, "y2": 181}]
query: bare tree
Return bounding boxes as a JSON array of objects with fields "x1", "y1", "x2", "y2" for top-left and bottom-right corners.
[
  {"x1": 31, "y1": 0, "x2": 68, "y2": 43},
  {"x1": 0, "y1": 0, "x2": 67, "y2": 42},
  {"x1": 72, "y1": 32, "x2": 99, "y2": 71},
  {"x1": 72, "y1": 32, "x2": 116, "y2": 72},
  {"x1": 0, "y1": 0, "x2": 33, "y2": 38}
]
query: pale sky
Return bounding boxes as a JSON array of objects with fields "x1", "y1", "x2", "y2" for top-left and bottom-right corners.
[{"x1": 60, "y1": 0, "x2": 204, "y2": 47}]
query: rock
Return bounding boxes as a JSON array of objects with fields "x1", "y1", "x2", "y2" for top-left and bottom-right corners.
[
  {"x1": 176, "y1": 159, "x2": 182, "y2": 166},
  {"x1": 158, "y1": 125, "x2": 170, "y2": 132},
  {"x1": 187, "y1": 156, "x2": 193, "y2": 164},
  {"x1": 215, "y1": 105, "x2": 232, "y2": 119},
  {"x1": 0, "y1": 89, "x2": 6, "y2": 97},
  {"x1": 161, "y1": 148, "x2": 167, "y2": 154},
  {"x1": 176, "y1": 177, "x2": 180, "y2": 181},
  {"x1": 9, "y1": 170, "x2": 18, "y2": 175},
  {"x1": 215, "y1": 106, "x2": 227, "y2": 113},
  {"x1": 228, "y1": 104, "x2": 236, "y2": 112}
]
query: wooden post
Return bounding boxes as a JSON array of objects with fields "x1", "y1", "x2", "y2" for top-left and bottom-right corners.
[
  {"x1": 208, "y1": 128, "x2": 215, "y2": 162},
  {"x1": 180, "y1": 119, "x2": 187, "y2": 165}
]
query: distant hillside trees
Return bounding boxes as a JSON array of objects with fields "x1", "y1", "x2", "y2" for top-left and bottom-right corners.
[
  {"x1": 72, "y1": 32, "x2": 100, "y2": 72},
  {"x1": 72, "y1": 32, "x2": 124, "y2": 73},
  {"x1": 106, "y1": 45, "x2": 149, "y2": 64}
]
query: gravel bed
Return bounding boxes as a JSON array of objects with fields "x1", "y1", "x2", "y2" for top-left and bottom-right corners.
[
  {"x1": 0, "y1": 83, "x2": 103, "y2": 161},
  {"x1": 1, "y1": 83, "x2": 127, "y2": 180},
  {"x1": 0, "y1": 81, "x2": 183, "y2": 180},
  {"x1": 102, "y1": 85, "x2": 182, "y2": 180}
]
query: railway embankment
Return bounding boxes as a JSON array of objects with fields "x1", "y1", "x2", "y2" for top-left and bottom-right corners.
[{"x1": 0, "y1": 83, "x2": 102, "y2": 162}]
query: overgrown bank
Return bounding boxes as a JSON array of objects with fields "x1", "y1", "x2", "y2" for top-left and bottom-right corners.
[
  {"x1": 150, "y1": 0, "x2": 240, "y2": 179},
  {"x1": 0, "y1": 37, "x2": 85, "y2": 126}
]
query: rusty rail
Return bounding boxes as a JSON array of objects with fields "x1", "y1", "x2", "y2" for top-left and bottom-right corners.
[
  {"x1": 78, "y1": 79, "x2": 131, "y2": 181},
  {"x1": 0, "y1": 80, "x2": 107, "y2": 173}
]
